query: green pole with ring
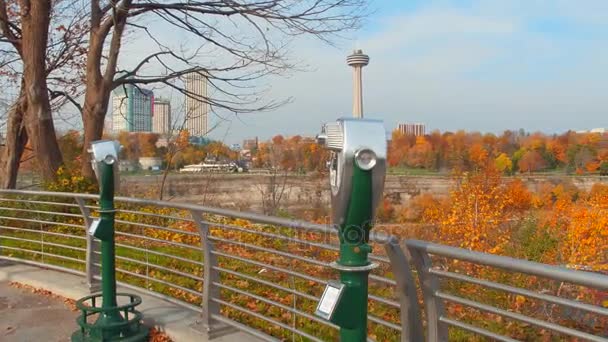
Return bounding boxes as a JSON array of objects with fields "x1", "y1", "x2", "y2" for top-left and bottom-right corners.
[
  {"x1": 315, "y1": 119, "x2": 387, "y2": 342},
  {"x1": 72, "y1": 140, "x2": 148, "y2": 342}
]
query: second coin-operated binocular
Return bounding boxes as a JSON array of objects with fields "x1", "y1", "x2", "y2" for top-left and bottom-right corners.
[
  {"x1": 317, "y1": 118, "x2": 387, "y2": 226},
  {"x1": 88, "y1": 140, "x2": 121, "y2": 241}
]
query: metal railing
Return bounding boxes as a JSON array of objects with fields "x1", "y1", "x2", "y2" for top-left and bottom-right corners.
[
  {"x1": 0, "y1": 189, "x2": 413, "y2": 341},
  {"x1": 407, "y1": 239, "x2": 608, "y2": 342},
  {"x1": 0, "y1": 189, "x2": 607, "y2": 341}
]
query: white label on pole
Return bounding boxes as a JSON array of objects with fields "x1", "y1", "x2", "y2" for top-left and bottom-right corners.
[
  {"x1": 88, "y1": 219, "x2": 101, "y2": 236},
  {"x1": 315, "y1": 281, "x2": 344, "y2": 320}
]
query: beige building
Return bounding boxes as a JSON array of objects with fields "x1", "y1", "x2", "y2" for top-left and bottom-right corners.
[
  {"x1": 398, "y1": 123, "x2": 426, "y2": 136},
  {"x1": 153, "y1": 98, "x2": 171, "y2": 135},
  {"x1": 184, "y1": 72, "x2": 208, "y2": 137}
]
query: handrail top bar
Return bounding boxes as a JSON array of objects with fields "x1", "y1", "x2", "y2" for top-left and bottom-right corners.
[
  {"x1": 406, "y1": 239, "x2": 608, "y2": 290},
  {"x1": 0, "y1": 189, "x2": 398, "y2": 243},
  {"x1": 0, "y1": 189, "x2": 336, "y2": 235}
]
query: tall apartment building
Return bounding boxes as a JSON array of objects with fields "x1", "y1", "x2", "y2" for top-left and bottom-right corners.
[
  {"x1": 153, "y1": 98, "x2": 171, "y2": 135},
  {"x1": 184, "y1": 72, "x2": 208, "y2": 137},
  {"x1": 112, "y1": 85, "x2": 154, "y2": 133},
  {"x1": 398, "y1": 123, "x2": 426, "y2": 137}
]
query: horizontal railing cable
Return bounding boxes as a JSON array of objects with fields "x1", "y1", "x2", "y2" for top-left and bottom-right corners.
[
  {"x1": 2, "y1": 246, "x2": 85, "y2": 264},
  {"x1": 0, "y1": 225, "x2": 86, "y2": 241},
  {"x1": 213, "y1": 281, "x2": 339, "y2": 329},
  {"x1": 114, "y1": 219, "x2": 200, "y2": 238},
  {"x1": 407, "y1": 240, "x2": 608, "y2": 290},
  {"x1": 113, "y1": 231, "x2": 200, "y2": 251},
  {"x1": 0, "y1": 197, "x2": 81, "y2": 208},
  {"x1": 0, "y1": 215, "x2": 83, "y2": 229},
  {"x1": 439, "y1": 316, "x2": 519, "y2": 342},
  {"x1": 213, "y1": 266, "x2": 318, "y2": 301},
  {"x1": 93, "y1": 263, "x2": 203, "y2": 298},
  {"x1": 0, "y1": 206, "x2": 84, "y2": 218},
  {"x1": 113, "y1": 242, "x2": 203, "y2": 267},
  {"x1": 211, "y1": 298, "x2": 325, "y2": 342},
  {"x1": 212, "y1": 250, "x2": 328, "y2": 285},
  {"x1": 431, "y1": 268, "x2": 608, "y2": 317},
  {"x1": 209, "y1": 235, "x2": 332, "y2": 268},
  {"x1": 436, "y1": 291, "x2": 608, "y2": 342},
  {"x1": 115, "y1": 208, "x2": 194, "y2": 223},
  {"x1": 105, "y1": 253, "x2": 204, "y2": 282},
  {"x1": 204, "y1": 221, "x2": 340, "y2": 252}
]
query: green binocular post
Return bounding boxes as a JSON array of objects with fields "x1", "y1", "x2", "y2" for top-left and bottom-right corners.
[{"x1": 72, "y1": 142, "x2": 148, "y2": 342}]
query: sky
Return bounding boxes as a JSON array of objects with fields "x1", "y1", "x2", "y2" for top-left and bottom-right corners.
[{"x1": 122, "y1": 0, "x2": 608, "y2": 144}]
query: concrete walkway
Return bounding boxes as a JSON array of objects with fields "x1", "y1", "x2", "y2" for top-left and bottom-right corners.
[
  {"x1": 0, "y1": 260, "x2": 265, "y2": 342},
  {"x1": 0, "y1": 280, "x2": 78, "y2": 341}
]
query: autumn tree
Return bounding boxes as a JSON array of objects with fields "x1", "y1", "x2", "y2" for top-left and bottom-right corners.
[
  {"x1": 406, "y1": 136, "x2": 433, "y2": 168},
  {"x1": 494, "y1": 153, "x2": 513, "y2": 174},
  {"x1": 468, "y1": 143, "x2": 489, "y2": 170},
  {"x1": 388, "y1": 130, "x2": 409, "y2": 167},
  {"x1": 518, "y1": 150, "x2": 546, "y2": 174},
  {"x1": 0, "y1": 0, "x2": 88, "y2": 186},
  {"x1": 137, "y1": 133, "x2": 159, "y2": 158},
  {"x1": 424, "y1": 165, "x2": 513, "y2": 253},
  {"x1": 554, "y1": 184, "x2": 608, "y2": 270}
]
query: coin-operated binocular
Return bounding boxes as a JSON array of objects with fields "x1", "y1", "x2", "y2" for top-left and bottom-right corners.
[
  {"x1": 315, "y1": 118, "x2": 386, "y2": 342},
  {"x1": 88, "y1": 140, "x2": 121, "y2": 241},
  {"x1": 72, "y1": 140, "x2": 148, "y2": 342}
]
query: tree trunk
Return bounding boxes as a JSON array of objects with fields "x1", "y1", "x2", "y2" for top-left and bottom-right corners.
[
  {"x1": 0, "y1": 93, "x2": 28, "y2": 189},
  {"x1": 81, "y1": 87, "x2": 109, "y2": 179},
  {"x1": 20, "y1": 0, "x2": 63, "y2": 181}
]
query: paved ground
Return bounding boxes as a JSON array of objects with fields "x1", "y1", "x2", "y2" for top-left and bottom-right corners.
[
  {"x1": 0, "y1": 281, "x2": 78, "y2": 342},
  {"x1": 0, "y1": 260, "x2": 264, "y2": 342}
]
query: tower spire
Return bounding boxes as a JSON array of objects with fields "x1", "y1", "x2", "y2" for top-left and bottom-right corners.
[{"x1": 346, "y1": 49, "x2": 369, "y2": 118}]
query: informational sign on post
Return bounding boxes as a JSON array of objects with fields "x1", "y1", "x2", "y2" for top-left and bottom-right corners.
[
  {"x1": 88, "y1": 219, "x2": 101, "y2": 236},
  {"x1": 315, "y1": 281, "x2": 344, "y2": 320}
]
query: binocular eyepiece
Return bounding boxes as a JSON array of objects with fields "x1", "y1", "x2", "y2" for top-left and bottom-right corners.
[{"x1": 89, "y1": 140, "x2": 122, "y2": 189}]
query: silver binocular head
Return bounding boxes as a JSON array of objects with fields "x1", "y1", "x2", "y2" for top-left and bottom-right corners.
[
  {"x1": 317, "y1": 118, "x2": 387, "y2": 225},
  {"x1": 88, "y1": 140, "x2": 122, "y2": 188}
]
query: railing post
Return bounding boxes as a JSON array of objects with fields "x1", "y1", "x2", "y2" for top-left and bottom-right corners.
[
  {"x1": 75, "y1": 197, "x2": 100, "y2": 293},
  {"x1": 190, "y1": 210, "x2": 228, "y2": 338},
  {"x1": 407, "y1": 242, "x2": 448, "y2": 342},
  {"x1": 384, "y1": 237, "x2": 424, "y2": 342}
]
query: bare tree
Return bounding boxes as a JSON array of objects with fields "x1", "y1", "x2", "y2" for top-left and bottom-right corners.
[
  {"x1": 80, "y1": 0, "x2": 367, "y2": 178},
  {"x1": 255, "y1": 142, "x2": 292, "y2": 215},
  {"x1": 0, "y1": 0, "x2": 88, "y2": 186}
]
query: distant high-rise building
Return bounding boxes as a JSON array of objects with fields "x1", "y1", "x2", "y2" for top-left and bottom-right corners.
[
  {"x1": 184, "y1": 72, "x2": 208, "y2": 137},
  {"x1": 398, "y1": 123, "x2": 426, "y2": 137},
  {"x1": 153, "y1": 98, "x2": 171, "y2": 135},
  {"x1": 112, "y1": 85, "x2": 154, "y2": 133}
]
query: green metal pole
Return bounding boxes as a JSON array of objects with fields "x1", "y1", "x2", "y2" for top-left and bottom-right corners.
[
  {"x1": 93, "y1": 162, "x2": 124, "y2": 339},
  {"x1": 338, "y1": 165, "x2": 373, "y2": 342}
]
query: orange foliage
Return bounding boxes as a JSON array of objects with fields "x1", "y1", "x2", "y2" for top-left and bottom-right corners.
[
  {"x1": 254, "y1": 135, "x2": 328, "y2": 172},
  {"x1": 547, "y1": 184, "x2": 608, "y2": 270},
  {"x1": 503, "y1": 179, "x2": 532, "y2": 212},
  {"x1": 424, "y1": 166, "x2": 512, "y2": 253},
  {"x1": 518, "y1": 150, "x2": 546, "y2": 173}
]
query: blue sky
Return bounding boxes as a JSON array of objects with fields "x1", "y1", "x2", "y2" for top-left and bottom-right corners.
[{"x1": 123, "y1": 0, "x2": 608, "y2": 144}]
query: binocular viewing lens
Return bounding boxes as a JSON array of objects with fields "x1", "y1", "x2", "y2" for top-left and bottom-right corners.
[{"x1": 355, "y1": 149, "x2": 377, "y2": 170}]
